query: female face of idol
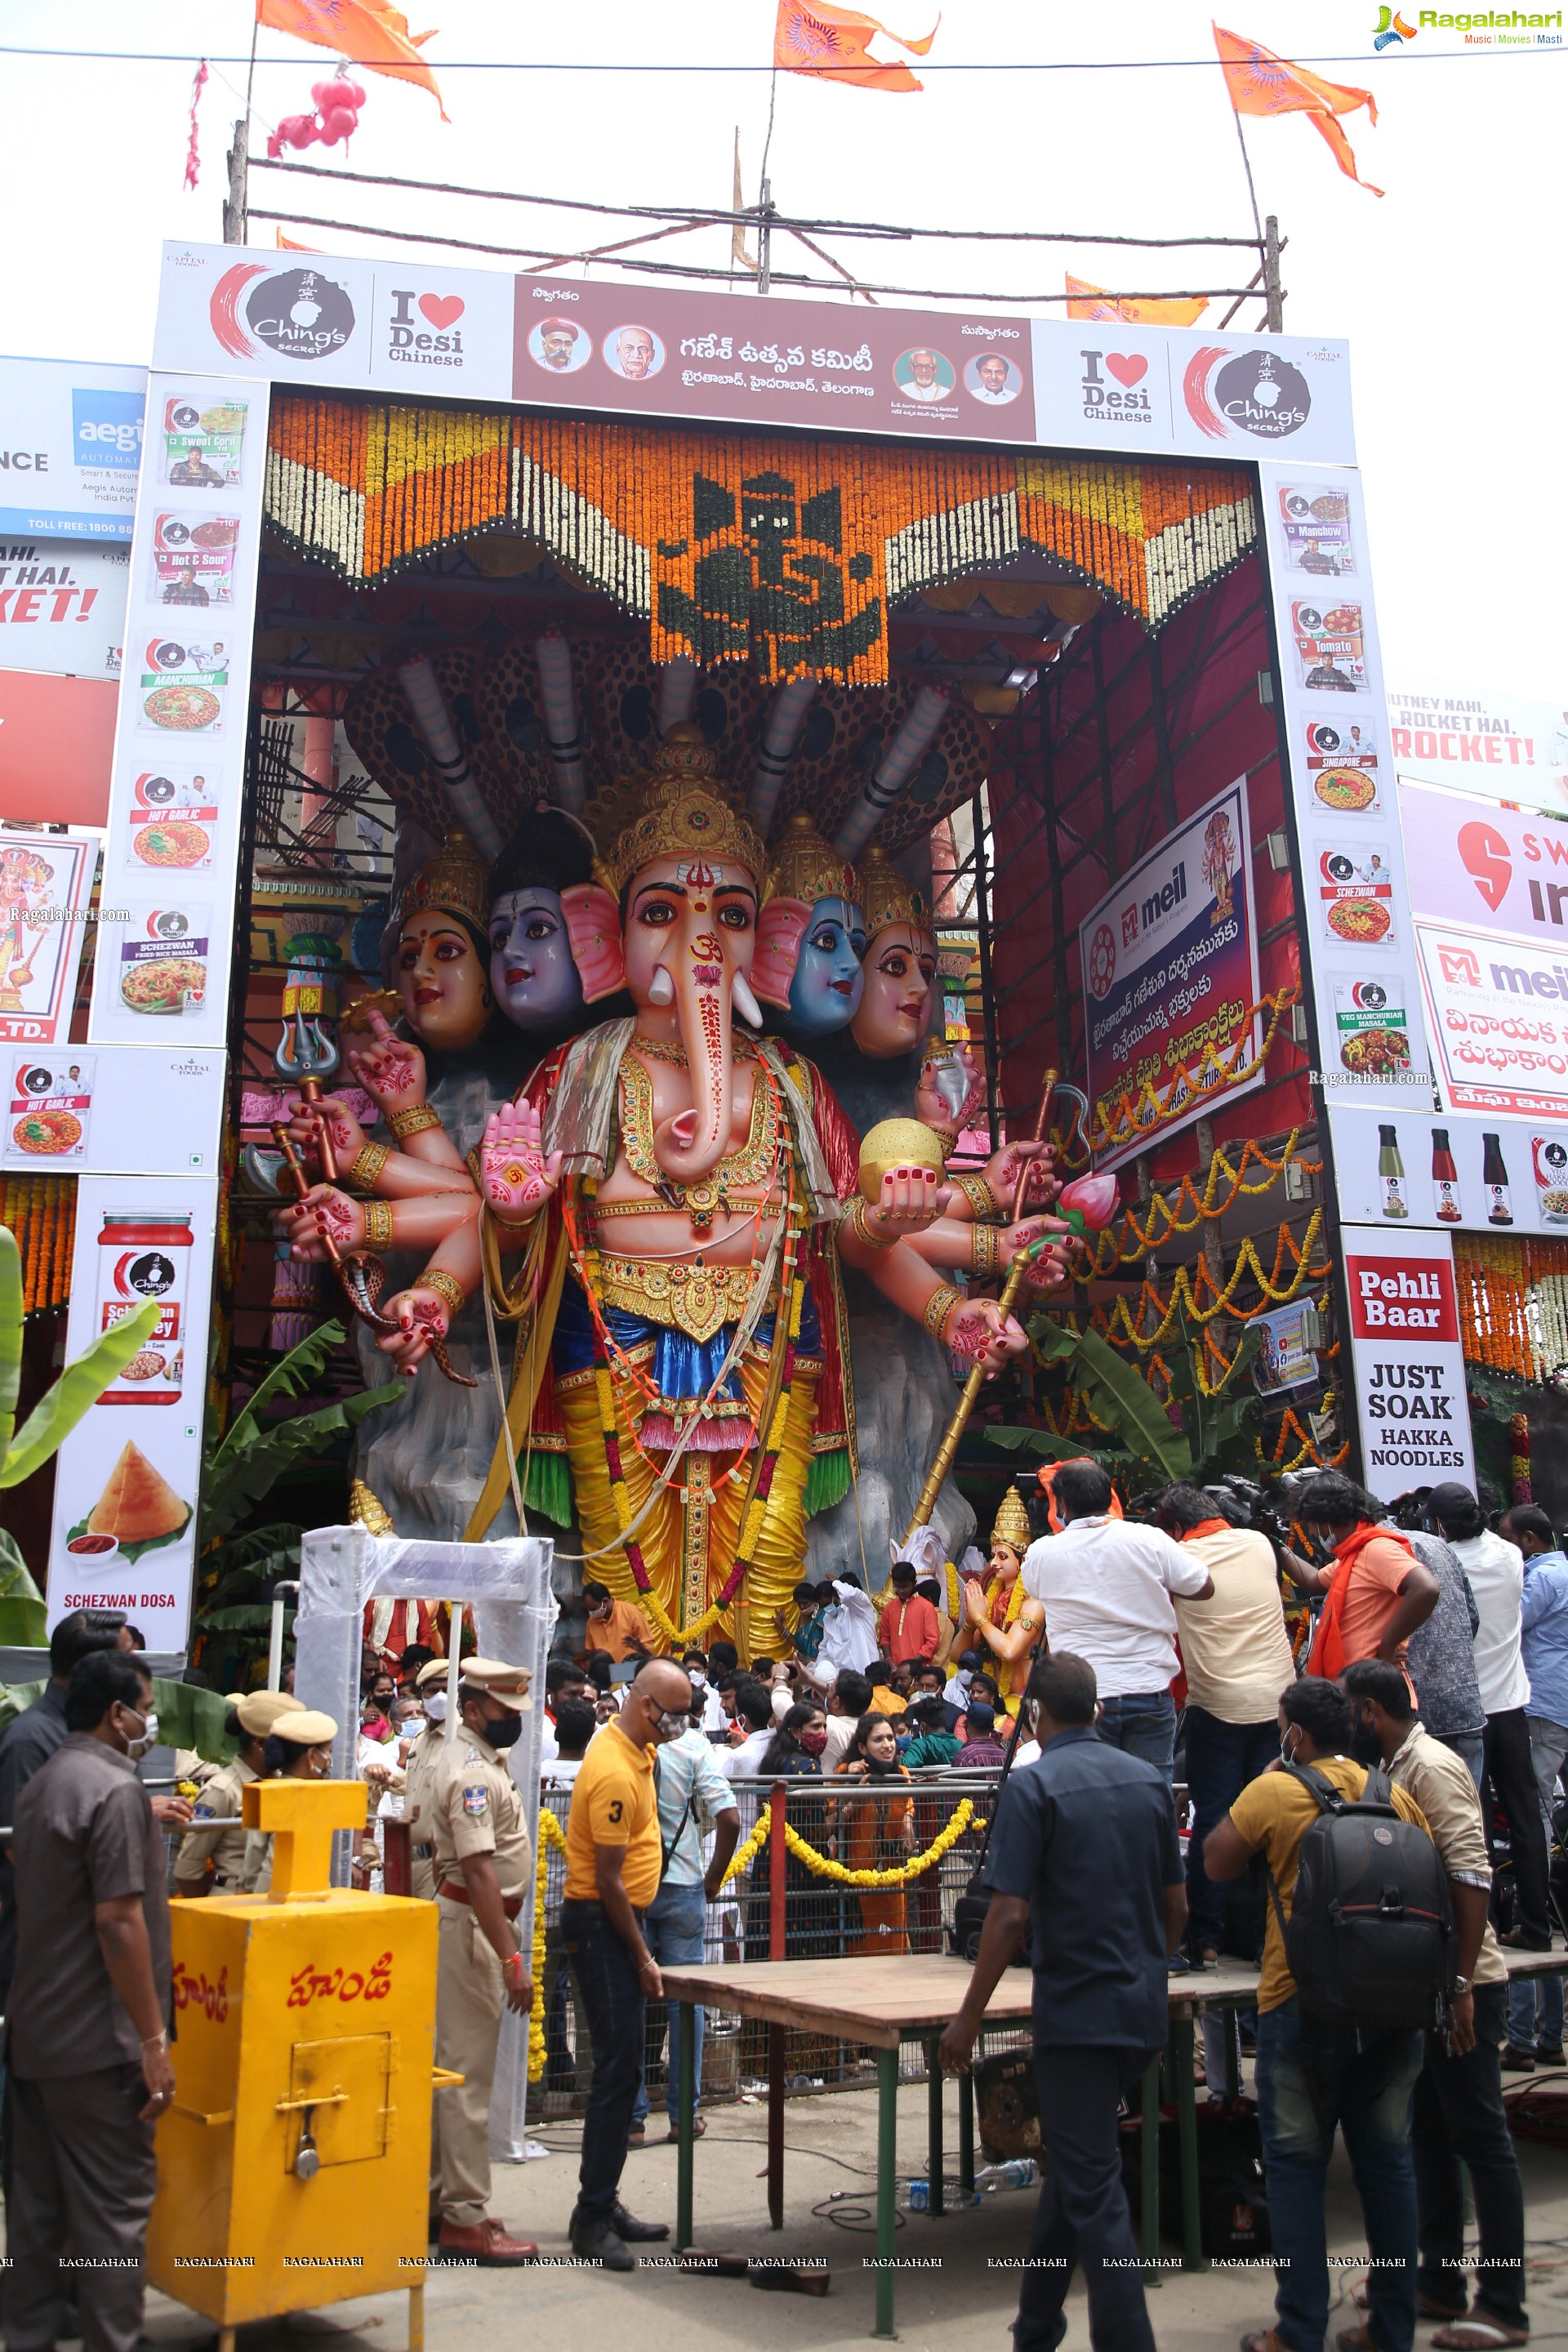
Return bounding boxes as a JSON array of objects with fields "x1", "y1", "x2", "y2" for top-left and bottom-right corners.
[
  {"x1": 395, "y1": 911, "x2": 492, "y2": 1049},
  {"x1": 850, "y1": 924, "x2": 938, "y2": 1059},
  {"x1": 785, "y1": 897, "x2": 867, "y2": 1039},
  {"x1": 488, "y1": 886, "x2": 585, "y2": 1030}
]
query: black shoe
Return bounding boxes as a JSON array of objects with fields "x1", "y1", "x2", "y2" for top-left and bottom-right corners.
[
  {"x1": 568, "y1": 2207, "x2": 635, "y2": 2271},
  {"x1": 611, "y1": 2203, "x2": 670, "y2": 2243},
  {"x1": 1539, "y1": 2044, "x2": 1566, "y2": 2067},
  {"x1": 1501, "y1": 1928, "x2": 1553, "y2": 1951},
  {"x1": 1502, "y1": 2044, "x2": 1536, "y2": 2072}
]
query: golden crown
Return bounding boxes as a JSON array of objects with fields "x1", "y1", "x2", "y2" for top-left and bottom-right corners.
[
  {"x1": 858, "y1": 844, "x2": 933, "y2": 942},
  {"x1": 768, "y1": 812, "x2": 861, "y2": 912},
  {"x1": 394, "y1": 828, "x2": 490, "y2": 935},
  {"x1": 991, "y1": 1485, "x2": 1032, "y2": 1556},
  {"x1": 350, "y1": 1477, "x2": 394, "y2": 1536},
  {"x1": 597, "y1": 724, "x2": 769, "y2": 898}
]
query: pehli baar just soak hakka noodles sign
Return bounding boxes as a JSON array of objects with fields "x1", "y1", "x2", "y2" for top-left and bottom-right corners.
[{"x1": 1079, "y1": 775, "x2": 1262, "y2": 1169}]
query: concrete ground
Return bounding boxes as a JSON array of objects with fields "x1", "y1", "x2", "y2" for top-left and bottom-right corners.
[{"x1": 122, "y1": 2073, "x2": 1568, "y2": 2352}]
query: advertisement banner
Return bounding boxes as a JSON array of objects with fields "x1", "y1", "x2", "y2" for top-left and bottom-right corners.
[
  {"x1": 1399, "y1": 779, "x2": 1568, "y2": 937},
  {"x1": 1255, "y1": 462, "x2": 1432, "y2": 1112},
  {"x1": 0, "y1": 541, "x2": 127, "y2": 679},
  {"x1": 0, "y1": 829, "x2": 98, "y2": 1045},
  {"x1": 1079, "y1": 774, "x2": 1262, "y2": 1169},
  {"x1": 2, "y1": 1045, "x2": 224, "y2": 1176},
  {"x1": 0, "y1": 357, "x2": 146, "y2": 540},
  {"x1": 1413, "y1": 917, "x2": 1568, "y2": 1120},
  {"x1": 1327, "y1": 1098, "x2": 1568, "y2": 1237},
  {"x1": 46, "y1": 1175, "x2": 216, "y2": 1647},
  {"x1": 149, "y1": 243, "x2": 1359, "y2": 466},
  {"x1": 1341, "y1": 1225, "x2": 1475, "y2": 1487},
  {"x1": 1387, "y1": 684, "x2": 1568, "y2": 805},
  {"x1": 1251, "y1": 1298, "x2": 1321, "y2": 1394},
  {"x1": 0, "y1": 669, "x2": 118, "y2": 827},
  {"x1": 89, "y1": 373, "x2": 270, "y2": 1047}
]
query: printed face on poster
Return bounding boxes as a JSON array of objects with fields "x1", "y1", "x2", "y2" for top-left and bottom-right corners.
[
  {"x1": 1078, "y1": 774, "x2": 1262, "y2": 1170},
  {"x1": 1341, "y1": 1225, "x2": 1475, "y2": 1487},
  {"x1": 46, "y1": 1176, "x2": 216, "y2": 1647},
  {"x1": 0, "y1": 831, "x2": 98, "y2": 1045}
]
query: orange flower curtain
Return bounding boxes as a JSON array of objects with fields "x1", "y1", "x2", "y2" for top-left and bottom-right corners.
[{"x1": 265, "y1": 396, "x2": 1258, "y2": 683}]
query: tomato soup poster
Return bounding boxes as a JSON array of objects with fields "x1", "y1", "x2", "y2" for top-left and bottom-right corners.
[{"x1": 1078, "y1": 774, "x2": 1263, "y2": 1170}]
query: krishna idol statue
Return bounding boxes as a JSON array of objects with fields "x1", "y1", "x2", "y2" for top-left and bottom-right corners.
[{"x1": 279, "y1": 724, "x2": 1054, "y2": 1652}]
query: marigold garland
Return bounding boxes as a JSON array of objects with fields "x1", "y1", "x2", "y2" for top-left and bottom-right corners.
[
  {"x1": 0, "y1": 1175, "x2": 76, "y2": 1314},
  {"x1": 528, "y1": 1808, "x2": 569, "y2": 2084}
]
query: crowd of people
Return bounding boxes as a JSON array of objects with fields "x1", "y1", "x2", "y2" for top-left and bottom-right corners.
[{"x1": 3, "y1": 1459, "x2": 1566, "y2": 2341}]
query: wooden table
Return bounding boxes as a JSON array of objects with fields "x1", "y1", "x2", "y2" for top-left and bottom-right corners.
[{"x1": 660, "y1": 1948, "x2": 1568, "y2": 2340}]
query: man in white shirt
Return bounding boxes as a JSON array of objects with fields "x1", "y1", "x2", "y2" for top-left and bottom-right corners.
[
  {"x1": 1155, "y1": 1486, "x2": 1294, "y2": 1966},
  {"x1": 809, "y1": 1576, "x2": 880, "y2": 1685},
  {"x1": 822, "y1": 1670, "x2": 874, "y2": 1770},
  {"x1": 895, "y1": 346, "x2": 951, "y2": 403},
  {"x1": 718, "y1": 1683, "x2": 776, "y2": 1780},
  {"x1": 629, "y1": 1701, "x2": 738, "y2": 2145},
  {"x1": 1428, "y1": 1484, "x2": 1551, "y2": 1950},
  {"x1": 1023, "y1": 1461, "x2": 1213, "y2": 1779}
]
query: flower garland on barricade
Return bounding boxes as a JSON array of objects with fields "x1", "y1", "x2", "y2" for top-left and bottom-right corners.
[
  {"x1": 782, "y1": 1798, "x2": 975, "y2": 1887},
  {"x1": 528, "y1": 1809, "x2": 569, "y2": 2084}
]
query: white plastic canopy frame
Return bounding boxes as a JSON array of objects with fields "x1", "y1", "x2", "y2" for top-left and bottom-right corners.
[{"x1": 296, "y1": 1524, "x2": 558, "y2": 2165}]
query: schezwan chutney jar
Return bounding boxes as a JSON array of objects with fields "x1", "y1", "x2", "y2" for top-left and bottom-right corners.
[{"x1": 96, "y1": 1208, "x2": 193, "y2": 1404}]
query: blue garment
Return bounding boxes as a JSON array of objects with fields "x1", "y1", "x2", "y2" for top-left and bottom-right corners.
[
  {"x1": 1254, "y1": 1997, "x2": 1422, "y2": 2352},
  {"x1": 1521, "y1": 1548, "x2": 1568, "y2": 1726},
  {"x1": 1095, "y1": 1690, "x2": 1177, "y2": 1780},
  {"x1": 552, "y1": 1272, "x2": 819, "y2": 1403},
  {"x1": 982, "y1": 1724, "x2": 1182, "y2": 2048},
  {"x1": 630, "y1": 1881, "x2": 710, "y2": 2127},
  {"x1": 1182, "y1": 1708, "x2": 1279, "y2": 1953}
]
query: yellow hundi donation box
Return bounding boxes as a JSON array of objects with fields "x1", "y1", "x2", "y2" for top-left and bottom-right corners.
[{"x1": 148, "y1": 1781, "x2": 443, "y2": 2343}]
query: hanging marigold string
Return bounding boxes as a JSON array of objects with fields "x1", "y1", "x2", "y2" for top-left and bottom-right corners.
[
  {"x1": 1079, "y1": 1130, "x2": 1323, "y2": 1276},
  {"x1": 0, "y1": 1175, "x2": 76, "y2": 1314},
  {"x1": 1453, "y1": 1235, "x2": 1568, "y2": 1383},
  {"x1": 1087, "y1": 986, "x2": 1299, "y2": 1161},
  {"x1": 527, "y1": 1809, "x2": 569, "y2": 2084}
]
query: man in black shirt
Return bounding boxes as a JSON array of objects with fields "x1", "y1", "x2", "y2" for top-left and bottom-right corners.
[
  {"x1": 4, "y1": 1650, "x2": 174, "y2": 2352},
  {"x1": 0, "y1": 1610, "x2": 128, "y2": 2011},
  {"x1": 940, "y1": 1652, "x2": 1185, "y2": 2352}
]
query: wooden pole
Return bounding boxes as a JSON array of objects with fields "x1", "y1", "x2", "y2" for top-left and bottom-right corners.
[
  {"x1": 1263, "y1": 213, "x2": 1285, "y2": 331},
  {"x1": 223, "y1": 117, "x2": 248, "y2": 245}
]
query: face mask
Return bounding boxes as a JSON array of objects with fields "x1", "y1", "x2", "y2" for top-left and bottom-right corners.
[
  {"x1": 655, "y1": 1709, "x2": 689, "y2": 1742},
  {"x1": 1349, "y1": 1722, "x2": 1383, "y2": 1768},
  {"x1": 866, "y1": 1752, "x2": 898, "y2": 1775},
  {"x1": 1280, "y1": 1728, "x2": 1300, "y2": 1768},
  {"x1": 797, "y1": 1726, "x2": 828, "y2": 1755},
  {"x1": 483, "y1": 1712, "x2": 523, "y2": 1749},
  {"x1": 122, "y1": 1706, "x2": 157, "y2": 1762},
  {"x1": 687, "y1": 1671, "x2": 706, "y2": 1690},
  {"x1": 424, "y1": 1690, "x2": 448, "y2": 1723}
]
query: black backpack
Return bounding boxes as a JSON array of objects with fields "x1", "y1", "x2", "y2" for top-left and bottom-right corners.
[{"x1": 1264, "y1": 1762, "x2": 1454, "y2": 2032}]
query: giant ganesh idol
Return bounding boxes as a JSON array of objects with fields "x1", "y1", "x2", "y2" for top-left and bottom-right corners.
[{"x1": 279, "y1": 722, "x2": 1065, "y2": 1655}]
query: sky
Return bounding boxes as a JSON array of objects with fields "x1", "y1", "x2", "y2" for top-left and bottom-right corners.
[{"x1": 5, "y1": 0, "x2": 1561, "y2": 703}]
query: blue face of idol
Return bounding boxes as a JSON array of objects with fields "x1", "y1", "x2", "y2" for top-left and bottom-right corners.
[
  {"x1": 488, "y1": 886, "x2": 585, "y2": 1030},
  {"x1": 785, "y1": 898, "x2": 867, "y2": 1039}
]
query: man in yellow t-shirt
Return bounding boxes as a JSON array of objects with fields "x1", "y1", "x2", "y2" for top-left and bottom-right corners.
[
  {"x1": 1205, "y1": 1677, "x2": 1430, "y2": 2352},
  {"x1": 561, "y1": 1656, "x2": 693, "y2": 2272}
]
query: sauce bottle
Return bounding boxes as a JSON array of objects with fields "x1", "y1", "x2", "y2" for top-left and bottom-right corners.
[
  {"x1": 1482, "y1": 1133, "x2": 1513, "y2": 1227},
  {"x1": 1431, "y1": 1129, "x2": 1461, "y2": 1223},
  {"x1": 95, "y1": 1209, "x2": 194, "y2": 1403},
  {"x1": 1378, "y1": 1125, "x2": 1408, "y2": 1220}
]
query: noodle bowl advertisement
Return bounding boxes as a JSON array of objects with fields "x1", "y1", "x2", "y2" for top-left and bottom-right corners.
[
  {"x1": 149, "y1": 510, "x2": 238, "y2": 606},
  {"x1": 5, "y1": 1054, "x2": 93, "y2": 1164},
  {"x1": 1304, "y1": 716, "x2": 1382, "y2": 819},
  {"x1": 1332, "y1": 977, "x2": 1414, "y2": 1084},
  {"x1": 126, "y1": 766, "x2": 218, "y2": 871},
  {"x1": 46, "y1": 1177, "x2": 216, "y2": 1644},
  {"x1": 1078, "y1": 773, "x2": 1262, "y2": 1170},
  {"x1": 1315, "y1": 839, "x2": 1399, "y2": 951},
  {"x1": 1276, "y1": 483, "x2": 1356, "y2": 578},
  {"x1": 136, "y1": 635, "x2": 227, "y2": 736},
  {"x1": 114, "y1": 903, "x2": 208, "y2": 1019}
]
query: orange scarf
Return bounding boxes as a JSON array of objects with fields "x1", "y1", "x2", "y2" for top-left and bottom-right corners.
[{"x1": 1305, "y1": 1521, "x2": 1415, "y2": 1681}]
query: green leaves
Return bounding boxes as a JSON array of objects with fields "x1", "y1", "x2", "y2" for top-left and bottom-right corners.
[
  {"x1": 1, "y1": 1293, "x2": 160, "y2": 1490},
  {"x1": 200, "y1": 1380, "x2": 400, "y2": 1543},
  {"x1": 0, "y1": 1532, "x2": 48, "y2": 1647},
  {"x1": 207, "y1": 1321, "x2": 351, "y2": 1476}
]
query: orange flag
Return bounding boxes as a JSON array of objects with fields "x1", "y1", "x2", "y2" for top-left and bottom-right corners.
[
  {"x1": 256, "y1": 0, "x2": 448, "y2": 117},
  {"x1": 1065, "y1": 277, "x2": 1209, "y2": 327},
  {"x1": 1212, "y1": 23, "x2": 1381, "y2": 194},
  {"x1": 773, "y1": 0, "x2": 939, "y2": 93}
]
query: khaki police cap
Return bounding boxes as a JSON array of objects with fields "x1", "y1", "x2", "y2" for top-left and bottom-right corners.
[
  {"x1": 272, "y1": 1708, "x2": 339, "y2": 1745},
  {"x1": 460, "y1": 1656, "x2": 532, "y2": 1711},
  {"x1": 234, "y1": 1690, "x2": 305, "y2": 1737},
  {"x1": 416, "y1": 1655, "x2": 454, "y2": 1690}
]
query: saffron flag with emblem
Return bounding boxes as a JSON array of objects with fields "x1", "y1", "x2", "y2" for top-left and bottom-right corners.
[
  {"x1": 1065, "y1": 277, "x2": 1209, "y2": 326},
  {"x1": 1212, "y1": 23, "x2": 1382, "y2": 194},
  {"x1": 256, "y1": 0, "x2": 448, "y2": 116},
  {"x1": 773, "y1": 0, "x2": 939, "y2": 93}
]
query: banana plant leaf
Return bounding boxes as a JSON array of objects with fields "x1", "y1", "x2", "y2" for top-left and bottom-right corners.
[
  {"x1": 199, "y1": 1381, "x2": 402, "y2": 1541},
  {"x1": 0, "y1": 1677, "x2": 47, "y2": 1732},
  {"x1": 1, "y1": 1298, "x2": 160, "y2": 1489},
  {"x1": 0, "y1": 1676, "x2": 235, "y2": 1764},
  {"x1": 207, "y1": 1321, "x2": 351, "y2": 1476},
  {"x1": 0, "y1": 1530, "x2": 48, "y2": 1646},
  {"x1": 987, "y1": 1423, "x2": 1105, "y2": 1464},
  {"x1": 0, "y1": 1227, "x2": 22, "y2": 1462}
]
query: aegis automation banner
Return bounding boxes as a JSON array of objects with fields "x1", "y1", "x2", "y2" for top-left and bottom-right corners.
[{"x1": 1079, "y1": 774, "x2": 1262, "y2": 1169}]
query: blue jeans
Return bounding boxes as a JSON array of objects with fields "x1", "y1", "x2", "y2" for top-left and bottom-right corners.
[
  {"x1": 1433, "y1": 1730, "x2": 1486, "y2": 1790},
  {"x1": 1096, "y1": 1690, "x2": 1176, "y2": 1779},
  {"x1": 631, "y1": 1880, "x2": 709, "y2": 2127},
  {"x1": 559, "y1": 1899, "x2": 646, "y2": 2221},
  {"x1": 1508, "y1": 1711, "x2": 1568, "y2": 2049},
  {"x1": 1254, "y1": 1997, "x2": 1422, "y2": 2352},
  {"x1": 1182, "y1": 1708, "x2": 1278, "y2": 1954}
]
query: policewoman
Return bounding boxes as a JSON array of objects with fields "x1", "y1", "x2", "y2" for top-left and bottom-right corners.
[
  {"x1": 173, "y1": 1690, "x2": 305, "y2": 1897},
  {"x1": 429, "y1": 1657, "x2": 537, "y2": 2264}
]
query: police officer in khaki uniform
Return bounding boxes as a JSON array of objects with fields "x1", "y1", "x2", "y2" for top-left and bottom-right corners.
[
  {"x1": 173, "y1": 1690, "x2": 304, "y2": 1897},
  {"x1": 430, "y1": 1658, "x2": 537, "y2": 2264},
  {"x1": 399, "y1": 1658, "x2": 452, "y2": 1903}
]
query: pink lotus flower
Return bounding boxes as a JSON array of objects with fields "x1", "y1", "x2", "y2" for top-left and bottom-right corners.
[{"x1": 1058, "y1": 1172, "x2": 1120, "y2": 1233}]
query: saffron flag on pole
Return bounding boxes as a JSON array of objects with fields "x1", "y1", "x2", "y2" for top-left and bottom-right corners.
[
  {"x1": 1212, "y1": 23, "x2": 1382, "y2": 194},
  {"x1": 773, "y1": 0, "x2": 939, "y2": 93},
  {"x1": 1065, "y1": 277, "x2": 1209, "y2": 327},
  {"x1": 256, "y1": 0, "x2": 448, "y2": 117}
]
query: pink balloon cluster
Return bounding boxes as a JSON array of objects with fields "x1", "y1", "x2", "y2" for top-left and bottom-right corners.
[{"x1": 267, "y1": 75, "x2": 368, "y2": 158}]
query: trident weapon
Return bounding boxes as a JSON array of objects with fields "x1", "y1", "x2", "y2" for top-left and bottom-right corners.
[
  {"x1": 899, "y1": 1068, "x2": 1061, "y2": 1550},
  {"x1": 271, "y1": 1011, "x2": 476, "y2": 1386}
]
